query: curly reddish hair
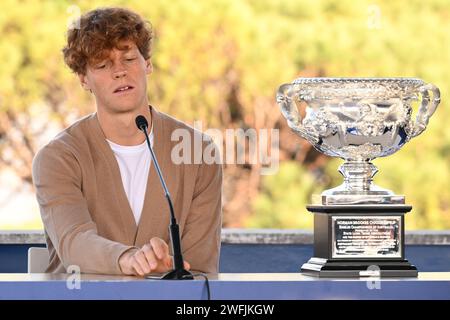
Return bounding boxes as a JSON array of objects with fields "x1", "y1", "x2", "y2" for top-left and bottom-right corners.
[{"x1": 63, "y1": 7, "x2": 153, "y2": 75}]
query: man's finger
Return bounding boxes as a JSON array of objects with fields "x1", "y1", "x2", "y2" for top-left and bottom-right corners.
[
  {"x1": 131, "y1": 256, "x2": 145, "y2": 276},
  {"x1": 134, "y1": 250, "x2": 151, "y2": 274},
  {"x1": 164, "y1": 256, "x2": 173, "y2": 269},
  {"x1": 141, "y1": 244, "x2": 158, "y2": 270},
  {"x1": 150, "y1": 237, "x2": 169, "y2": 260},
  {"x1": 162, "y1": 256, "x2": 190, "y2": 271}
]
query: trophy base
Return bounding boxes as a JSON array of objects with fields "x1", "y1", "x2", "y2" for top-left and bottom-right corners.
[
  {"x1": 301, "y1": 257, "x2": 418, "y2": 278},
  {"x1": 302, "y1": 204, "x2": 418, "y2": 278}
]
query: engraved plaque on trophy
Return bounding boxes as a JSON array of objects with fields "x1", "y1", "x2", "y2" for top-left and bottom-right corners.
[{"x1": 332, "y1": 216, "x2": 401, "y2": 258}]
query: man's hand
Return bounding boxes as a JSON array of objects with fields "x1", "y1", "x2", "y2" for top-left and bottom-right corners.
[{"x1": 118, "y1": 237, "x2": 191, "y2": 276}]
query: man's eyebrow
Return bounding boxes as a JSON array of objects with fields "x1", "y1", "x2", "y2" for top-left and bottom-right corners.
[
  {"x1": 89, "y1": 46, "x2": 136, "y2": 64},
  {"x1": 117, "y1": 43, "x2": 135, "y2": 52}
]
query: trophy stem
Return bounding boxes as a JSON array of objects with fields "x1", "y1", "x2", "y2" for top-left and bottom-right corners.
[
  {"x1": 338, "y1": 160, "x2": 378, "y2": 192},
  {"x1": 315, "y1": 160, "x2": 405, "y2": 205}
]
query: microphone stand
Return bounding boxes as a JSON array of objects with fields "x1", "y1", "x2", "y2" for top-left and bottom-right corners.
[{"x1": 137, "y1": 117, "x2": 194, "y2": 280}]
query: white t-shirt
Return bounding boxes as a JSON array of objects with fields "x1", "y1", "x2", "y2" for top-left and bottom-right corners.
[{"x1": 107, "y1": 129, "x2": 153, "y2": 225}]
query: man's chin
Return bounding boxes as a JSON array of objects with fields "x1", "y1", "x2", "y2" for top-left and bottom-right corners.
[{"x1": 108, "y1": 102, "x2": 142, "y2": 114}]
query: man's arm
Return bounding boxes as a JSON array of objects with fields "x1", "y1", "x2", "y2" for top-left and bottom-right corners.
[
  {"x1": 181, "y1": 144, "x2": 223, "y2": 274},
  {"x1": 32, "y1": 143, "x2": 137, "y2": 275}
]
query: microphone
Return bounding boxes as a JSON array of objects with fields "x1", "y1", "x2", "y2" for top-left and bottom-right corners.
[{"x1": 135, "y1": 115, "x2": 194, "y2": 280}]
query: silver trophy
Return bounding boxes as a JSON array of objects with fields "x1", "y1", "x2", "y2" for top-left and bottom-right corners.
[{"x1": 277, "y1": 78, "x2": 440, "y2": 277}]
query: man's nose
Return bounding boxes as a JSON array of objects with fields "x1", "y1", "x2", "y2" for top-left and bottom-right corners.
[
  {"x1": 113, "y1": 69, "x2": 127, "y2": 79},
  {"x1": 112, "y1": 60, "x2": 128, "y2": 79}
]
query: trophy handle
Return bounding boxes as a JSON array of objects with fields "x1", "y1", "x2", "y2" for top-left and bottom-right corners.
[
  {"x1": 276, "y1": 83, "x2": 318, "y2": 143},
  {"x1": 411, "y1": 83, "x2": 441, "y2": 137}
]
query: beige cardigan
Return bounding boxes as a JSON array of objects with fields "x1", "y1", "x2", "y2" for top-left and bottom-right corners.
[{"x1": 32, "y1": 106, "x2": 222, "y2": 275}]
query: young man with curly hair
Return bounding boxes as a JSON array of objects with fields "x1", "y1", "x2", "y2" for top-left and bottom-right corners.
[{"x1": 32, "y1": 7, "x2": 222, "y2": 276}]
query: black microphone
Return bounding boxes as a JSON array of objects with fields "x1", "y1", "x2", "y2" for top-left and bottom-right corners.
[{"x1": 135, "y1": 115, "x2": 193, "y2": 280}]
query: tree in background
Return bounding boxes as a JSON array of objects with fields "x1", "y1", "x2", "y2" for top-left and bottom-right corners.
[{"x1": 0, "y1": 0, "x2": 449, "y2": 229}]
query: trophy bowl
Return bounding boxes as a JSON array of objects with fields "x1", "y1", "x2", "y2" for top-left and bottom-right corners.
[{"x1": 277, "y1": 78, "x2": 440, "y2": 204}]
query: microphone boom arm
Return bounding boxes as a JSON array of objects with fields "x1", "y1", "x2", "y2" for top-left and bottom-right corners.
[{"x1": 136, "y1": 117, "x2": 193, "y2": 280}]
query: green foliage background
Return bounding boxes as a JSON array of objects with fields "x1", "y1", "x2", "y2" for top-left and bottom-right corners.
[{"x1": 0, "y1": 0, "x2": 449, "y2": 229}]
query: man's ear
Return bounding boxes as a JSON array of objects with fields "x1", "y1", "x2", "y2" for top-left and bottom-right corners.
[
  {"x1": 146, "y1": 59, "x2": 153, "y2": 75},
  {"x1": 78, "y1": 73, "x2": 91, "y2": 91}
]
